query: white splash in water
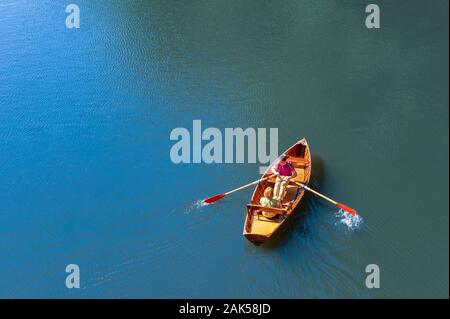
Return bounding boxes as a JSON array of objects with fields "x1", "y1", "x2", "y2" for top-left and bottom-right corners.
[
  {"x1": 335, "y1": 209, "x2": 363, "y2": 231},
  {"x1": 184, "y1": 199, "x2": 207, "y2": 214}
]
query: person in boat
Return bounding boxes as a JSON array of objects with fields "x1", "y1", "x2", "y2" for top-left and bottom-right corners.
[
  {"x1": 271, "y1": 154, "x2": 297, "y2": 206},
  {"x1": 259, "y1": 186, "x2": 278, "y2": 218}
]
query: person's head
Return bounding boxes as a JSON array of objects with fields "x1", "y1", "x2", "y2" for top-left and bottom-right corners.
[
  {"x1": 279, "y1": 154, "x2": 288, "y2": 164},
  {"x1": 263, "y1": 187, "x2": 273, "y2": 198}
]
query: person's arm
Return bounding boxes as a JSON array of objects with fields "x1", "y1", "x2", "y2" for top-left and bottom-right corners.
[
  {"x1": 271, "y1": 162, "x2": 279, "y2": 175},
  {"x1": 291, "y1": 166, "x2": 298, "y2": 178}
]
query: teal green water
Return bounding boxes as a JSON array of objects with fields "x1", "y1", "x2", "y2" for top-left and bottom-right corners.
[{"x1": 0, "y1": 0, "x2": 448, "y2": 298}]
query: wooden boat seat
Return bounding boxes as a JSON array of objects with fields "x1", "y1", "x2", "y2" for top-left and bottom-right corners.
[
  {"x1": 256, "y1": 214, "x2": 284, "y2": 222},
  {"x1": 289, "y1": 156, "x2": 309, "y2": 168},
  {"x1": 247, "y1": 204, "x2": 287, "y2": 215},
  {"x1": 292, "y1": 167, "x2": 307, "y2": 183},
  {"x1": 250, "y1": 213, "x2": 283, "y2": 234}
]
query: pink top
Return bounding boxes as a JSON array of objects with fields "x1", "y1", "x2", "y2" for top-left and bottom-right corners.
[{"x1": 277, "y1": 161, "x2": 294, "y2": 176}]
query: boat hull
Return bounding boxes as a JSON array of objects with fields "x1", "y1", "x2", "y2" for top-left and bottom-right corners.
[{"x1": 243, "y1": 138, "x2": 312, "y2": 244}]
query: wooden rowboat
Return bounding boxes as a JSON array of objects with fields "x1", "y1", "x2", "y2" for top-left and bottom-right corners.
[{"x1": 243, "y1": 138, "x2": 312, "y2": 244}]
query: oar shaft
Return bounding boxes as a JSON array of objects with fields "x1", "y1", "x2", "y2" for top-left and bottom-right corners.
[
  {"x1": 295, "y1": 182, "x2": 337, "y2": 205},
  {"x1": 225, "y1": 175, "x2": 271, "y2": 195}
]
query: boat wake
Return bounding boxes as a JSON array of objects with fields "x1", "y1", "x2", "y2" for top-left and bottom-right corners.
[{"x1": 334, "y1": 209, "x2": 363, "y2": 231}]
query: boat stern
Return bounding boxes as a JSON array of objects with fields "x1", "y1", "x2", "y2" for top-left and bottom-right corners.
[{"x1": 243, "y1": 233, "x2": 268, "y2": 245}]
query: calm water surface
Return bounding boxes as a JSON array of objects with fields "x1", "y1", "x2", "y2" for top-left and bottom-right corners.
[{"x1": 0, "y1": 0, "x2": 448, "y2": 298}]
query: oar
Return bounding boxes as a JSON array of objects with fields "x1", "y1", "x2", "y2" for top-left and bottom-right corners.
[
  {"x1": 203, "y1": 175, "x2": 272, "y2": 204},
  {"x1": 293, "y1": 181, "x2": 357, "y2": 216}
]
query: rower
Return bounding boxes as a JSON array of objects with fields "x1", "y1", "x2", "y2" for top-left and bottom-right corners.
[{"x1": 271, "y1": 154, "x2": 297, "y2": 206}]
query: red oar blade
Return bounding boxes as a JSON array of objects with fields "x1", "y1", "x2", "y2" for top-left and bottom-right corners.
[
  {"x1": 336, "y1": 202, "x2": 357, "y2": 216},
  {"x1": 203, "y1": 193, "x2": 226, "y2": 204}
]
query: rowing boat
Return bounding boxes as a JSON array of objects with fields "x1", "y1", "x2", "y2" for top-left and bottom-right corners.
[{"x1": 243, "y1": 138, "x2": 312, "y2": 244}]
